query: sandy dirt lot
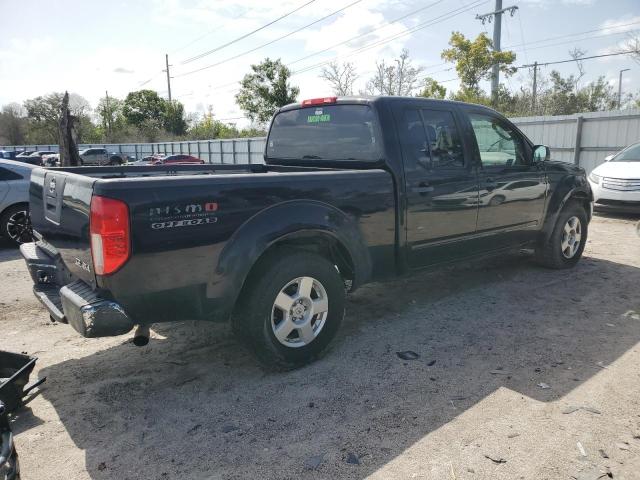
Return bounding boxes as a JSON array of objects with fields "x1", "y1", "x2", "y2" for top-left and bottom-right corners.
[{"x1": 2, "y1": 213, "x2": 640, "y2": 480}]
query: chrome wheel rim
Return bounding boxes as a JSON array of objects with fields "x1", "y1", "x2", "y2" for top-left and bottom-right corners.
[
  {"x1": 271, "y1": 276, "x2": 329, "y2": 348},
  {"x1": 561, "y1": 216, "x2": 582, "y2": 259},
  {"x1": 6, "y1": 210, "x2": 32, "y2": 244}
]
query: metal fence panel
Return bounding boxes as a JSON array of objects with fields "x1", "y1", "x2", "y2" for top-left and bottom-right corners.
[{"x1": 4, "y1": 110, "x2": 639, "y2": 172}]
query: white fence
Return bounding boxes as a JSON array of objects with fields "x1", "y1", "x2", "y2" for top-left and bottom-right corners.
[
  {"x1": 0, "y1": 137, "x2": 267, "y2": 165},
  {"x1": 3, "y1": 109, "x2": 639, "y2": 172},
  {"x1": 512, "y1": 109, "x2": 640, "y2": 173}
]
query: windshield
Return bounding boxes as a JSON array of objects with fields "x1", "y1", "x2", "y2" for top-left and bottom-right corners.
[
  {"x1": 613, "y1": 143, "x2": 640, "y2": 162},
  {"x1": 611, "y1": 143, "x2": 640, "y2": 162},
  {"x1": 266, "y1": 104, "x2": 380, "y2": 162}
]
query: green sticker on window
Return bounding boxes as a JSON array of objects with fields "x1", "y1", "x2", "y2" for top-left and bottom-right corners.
[{"x1": 307, "y1": 114, "x2": 331, "y2": 123}]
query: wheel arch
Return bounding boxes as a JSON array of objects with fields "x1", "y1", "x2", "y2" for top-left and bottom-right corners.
[
  {"x1": 207, "y1": 200, "x2": 372, "y2": 320},
  {"x1": 541, "y1": 182, "x2": 593, "y2": 243}
]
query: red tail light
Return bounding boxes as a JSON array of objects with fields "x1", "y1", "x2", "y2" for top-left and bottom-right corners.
[
  {"x1": 301, "y1": 96, "x2": 337, "y2": 106},
  {"x1": 90, "y1": 195, "x2": 130, "y2": 275}
]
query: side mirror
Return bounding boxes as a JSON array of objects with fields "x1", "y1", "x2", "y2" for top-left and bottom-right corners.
[
  {"x1": 533, "y1": 145, "x2": 550, "y2": 162},
  {"x1": 604, "y1": 154, "x2": 614, "y2": 162}
]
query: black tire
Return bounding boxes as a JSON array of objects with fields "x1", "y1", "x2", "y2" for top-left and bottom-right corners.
[
  {"x1": 0, "y1": 204, "x2": 33, "y2": 246},
  {"x1": 109, "y1": 156, "x2": 123, "y2": 166},
  {"x1": 535, "y1": 201, "x2": 588, "y2": 269},
  {"x1": 233, "y1": 251, "x2": 345, "y2": 370}
]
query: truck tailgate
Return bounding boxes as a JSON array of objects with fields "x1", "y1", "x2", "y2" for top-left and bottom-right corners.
[{"x1": 29, "y1": 168, "x2": 97, "y2": 287}]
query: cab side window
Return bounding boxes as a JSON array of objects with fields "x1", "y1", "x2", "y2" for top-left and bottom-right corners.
[
  {"x1": 398, "y1": 108, "x2": 465, "y2": 171},
  {"x1": 469, "y1": 113, "x2": 527, "y2": 168}
]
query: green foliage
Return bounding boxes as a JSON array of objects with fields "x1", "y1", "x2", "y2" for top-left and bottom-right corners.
[
  {"x1": 22, "y1": 92, "x2": 92, "y2": 144},
  {"x1": 236, "y1": 58, "x2": 299, "y2": 124},
  {"x1": 441, "y1": 32, "x2": 516, "y2": 97},
  {"x1": 417, "y1": 77, "x2": 447, "y2": 99},
  {"x1": 0, "y1": 104, "x2": 27, "y2": 145},
  {"x1": 122, "y1": 90, "x2": 166, "y2": 126},
  {"x1": 163, "y1": 100, "x2": 188, "y2": 136}
]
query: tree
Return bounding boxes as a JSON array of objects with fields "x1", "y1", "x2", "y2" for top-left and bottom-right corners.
[
  {"x1": 441, "y1": 32, "x2": 516, "y2": 101},
  {"x1": 23, "y1": 92, "x2": 93, "y2": 144},
  {"x1": 163, "y1": 100, "x2": 188, "y2": 136},
  {"x1": 122, "y1": 90, "x2": 166, "y2": 127},
  {"x1": 417, "y1": 77, "x2": 447, "y2": 99},
  {"x1": 0, "y1": 103, "x2": 27, "y2": 145},
  {"x1": 320, "y1": 61, "x2": 358, "y2": 95},
  {"x1": 366, "y1": 49, "x2": 422, "y2": 96},
  {"x1": 569, "y1": 48, "x2": 587, "y2": 90},
  {"x1": 236, "y1": 58, "x2": 300, "y2": 124}
]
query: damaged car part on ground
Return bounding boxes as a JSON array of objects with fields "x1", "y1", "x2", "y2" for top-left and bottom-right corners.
[
  {"x1": 20, "y1": 96, "x2": 593, "y2": 370},
  {"x1": 0, "y1": 351, "x2": 47, "y2": 480}
]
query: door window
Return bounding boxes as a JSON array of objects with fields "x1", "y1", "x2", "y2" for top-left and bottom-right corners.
[
  {"x1": 398, "y1": 109, "x2": 465, "y2": 171},
  {"x1": 469, "y1": 113, "x2": 528, "y2": 168}
]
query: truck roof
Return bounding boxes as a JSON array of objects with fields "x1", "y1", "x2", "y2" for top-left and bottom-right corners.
[{"x1": 278, "y1": 95, "x2": 500, "y2": 115}]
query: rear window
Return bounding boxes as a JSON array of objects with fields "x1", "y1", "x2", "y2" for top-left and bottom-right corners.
[{"x1": 267, "y1": 104, "x2": 379, "y2": 161}]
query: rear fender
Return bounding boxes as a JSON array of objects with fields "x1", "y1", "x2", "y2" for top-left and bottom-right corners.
[{"x1": 207, "y1": 200, "x2": 371, "y2": 314}]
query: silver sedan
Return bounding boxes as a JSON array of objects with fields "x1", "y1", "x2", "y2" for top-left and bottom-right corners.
[{"x1": 0, "y1": 159, "x2": 36, "y2": 245}]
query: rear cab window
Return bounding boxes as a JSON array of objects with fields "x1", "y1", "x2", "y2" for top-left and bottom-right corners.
[{"x1": 266, "y1": 104, "x2": 380, "y2": 162}]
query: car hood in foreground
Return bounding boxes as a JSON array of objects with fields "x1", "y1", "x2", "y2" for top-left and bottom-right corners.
[{"x1": 592, "y1": 161, "x2": 640, "y2": 179}]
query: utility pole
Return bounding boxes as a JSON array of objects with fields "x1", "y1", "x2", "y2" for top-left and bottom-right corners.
[
  {"x1": 476, "y1": 0, "x2": 518, "y2": 104},
  {"x1": 521, "y1": 61, "x2": 540, "y2": 112},
  {"x1": 531, "y1": 61, "x2": 538, "y2": 112},
  {"x1": 618, "y1": 68, "x2": 630, "y2": 109},
  {"x1": 164, "y1": 54, "x2": 172, "y2": 102},
  {"x1": 104, "y1": 90, "x2": 111, "y2": 136}
]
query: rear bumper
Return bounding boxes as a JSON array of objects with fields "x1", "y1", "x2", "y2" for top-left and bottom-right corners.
[{"x1": 20, "y1": 242, "x2": 134, "y2": 338}]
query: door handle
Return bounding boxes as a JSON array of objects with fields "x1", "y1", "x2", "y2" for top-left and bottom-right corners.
[{"x1": 411, "y1": 183, "x2": 434, "y2": 195}]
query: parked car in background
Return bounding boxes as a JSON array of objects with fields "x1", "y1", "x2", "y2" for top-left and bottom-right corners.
[
  {"x1": 23, "y1": 150, "x2": 56, "y2": 166},
  {"x1": 588, "y1": 141, "x2": 640, "y2": 213},
  {"x1": 16, "y1": 150, "x2": 35, "y2": 158},
  {"x1": 78, "y1": 148, "x2": 126, "y2": 165},
  {"x1": 42, "y1": 153, "x2": 60, "y2": 167},
  {"x1": 151, "y1": 154, "x2": 204, "y2": 165},
  {"x1": 0, "y1": 150, "x2": 18, "y2": 160},
  {"x1": 0, "y1": 159, "x2": 35, "y2": 245}
]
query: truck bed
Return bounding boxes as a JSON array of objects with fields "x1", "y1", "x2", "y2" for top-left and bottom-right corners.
[{"x1": 28, "y1": 163, "x2": 397, "y2": 326}]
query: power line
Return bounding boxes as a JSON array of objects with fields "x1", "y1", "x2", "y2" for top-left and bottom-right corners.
[
  {"x1": 518, "y1": 49, "x2": 638, "y2": 69},
  {"x1": 286, "y1": 0, "x2": 447, "y2": 66},
  {"x1": 503, "y1": 20, "x2": 640, "y2": 51},
  {"x1": 170, "y1": 11, "x2": 247, "y2": 55},
  {"x1": 291, "y1": 0, "x2": 488, "y2": 76},
  {"x1": 186, "y1": 0, "x2": 478, "y2": 92},
  {"x1": 181, "y1": 0, "x2": 317, "y2": 65},
  {"x1": 175, "y1": 0, "x2": 363, "y2": 78}
]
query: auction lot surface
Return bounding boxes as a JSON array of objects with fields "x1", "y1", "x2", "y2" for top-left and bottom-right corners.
[{"x1": 2, "y1": 214, "x2": 640, "y2": 480}]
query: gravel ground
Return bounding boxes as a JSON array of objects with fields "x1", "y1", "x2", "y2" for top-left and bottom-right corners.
[{"x1": 2, "y1": 213, "x2": 640, "y2": 480}]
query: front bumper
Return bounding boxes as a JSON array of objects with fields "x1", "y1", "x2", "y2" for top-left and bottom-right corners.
[
  {"x1": 589, "y1": 178, "x2": 640, "y2": 213},
  {"x1": 20, "y1": 242, "x2": 134, "y2": 338}
]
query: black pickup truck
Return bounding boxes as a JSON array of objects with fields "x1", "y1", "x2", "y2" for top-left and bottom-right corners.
[{"x1": 21, "y1": 96, "x2": 592, "y2": 369}]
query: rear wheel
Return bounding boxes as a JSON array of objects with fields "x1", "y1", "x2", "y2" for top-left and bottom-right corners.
[
  {"x1": 535, "y1": 201, "x2": 588, "y2": 269},
  {"x1": 1, "y1": 204, "x2": 33, "y2": 246},
  {"x1": 233, "y1": 251, "x2": 345, "y2": 370}
]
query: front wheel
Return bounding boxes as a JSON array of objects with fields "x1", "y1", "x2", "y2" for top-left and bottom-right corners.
[
  {"x1": 535, "y1": 201, "x2": 588, "y2": 269},
  {"x1": 233, "y1": 252, "x2": 345, "y2": 370}
]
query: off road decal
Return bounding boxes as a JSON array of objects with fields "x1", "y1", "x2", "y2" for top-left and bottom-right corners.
[
  {"x1": 151, "y1": 217, "x2": 218, "y2": 230},
  {"x1": 307, "y1": 114, "x2": 331, "y2": 123}
]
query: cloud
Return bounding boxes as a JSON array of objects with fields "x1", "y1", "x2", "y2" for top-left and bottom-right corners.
[{"x1": 113, "y1": 67, "x2": 134, "y2": 74}]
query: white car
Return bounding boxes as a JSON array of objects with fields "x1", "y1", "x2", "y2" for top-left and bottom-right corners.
[{"x1": 588, "y1": 142, "x2": 640, "y2": 214}]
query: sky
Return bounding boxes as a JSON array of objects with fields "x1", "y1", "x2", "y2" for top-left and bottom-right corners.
[{"x1": 1, "y1": 0, "x2": 639, "y2": 127}]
